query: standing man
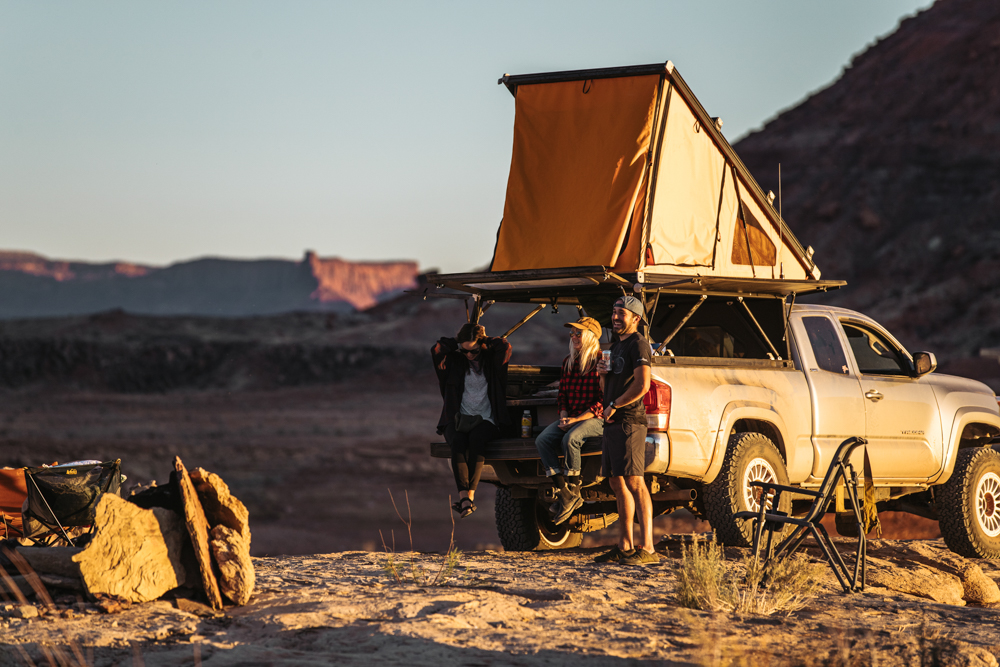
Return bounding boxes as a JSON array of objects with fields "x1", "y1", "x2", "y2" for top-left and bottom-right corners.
[{"x1": 594, "y1": 296, "x2": 657, "y2": 565}]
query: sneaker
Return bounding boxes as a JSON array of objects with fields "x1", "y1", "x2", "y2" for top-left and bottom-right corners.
[
  {"x1": 553, "y1": 484, "x2": 583, "y2": 525},
  {"x1": 620, "y1": 549, "x2": 661, "y2": 566},
  {"x1": 593, "y1": 546, "x2": 635, "y2": 563}
]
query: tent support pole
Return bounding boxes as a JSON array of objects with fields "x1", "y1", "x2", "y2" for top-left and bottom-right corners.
[
  {"x1": 783, "y1": 293, "x2": 796, "y2": 343},
  {"x1": 501, "y1": 305, "x2": 545, "y2": 339},
  {"x1": 737, "y1": 297, "x2": 781, "y2": 360},
  {"x1": 470, "y1": 295, "x2": 484, "y2": 325},
  {"x1": 654, "y1": 295, "x2": 706, "y2": 355}
]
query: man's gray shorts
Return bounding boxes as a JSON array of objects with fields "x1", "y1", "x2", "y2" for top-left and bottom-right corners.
[{"x1": 601, "y1": 421, "x2": 647, "y2": 477}]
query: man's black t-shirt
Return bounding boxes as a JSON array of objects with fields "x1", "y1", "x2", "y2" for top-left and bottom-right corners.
[{"x1": 603, "y1": 332, "x2": 652, "y2": 425}]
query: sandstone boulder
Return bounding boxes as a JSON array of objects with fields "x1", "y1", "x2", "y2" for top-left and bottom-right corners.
[
  {"x1": 174, "y1": 457, "x2": 223, "y2": 610},
  {"x1": 867, "y1": 557, "x2": 966, "y2": 606},
  {"x1": 71, "y1": 494, "x2": 187, "y2": 603},
  {"x1": 210, "y1": 525, "x2": 255, "y2": 605},
  {"x1": 957, "y1": 563, "x2": 1000, "y2": 605},
  {"x1": 190, "y1": 467, "x2": 251, "y2": 547},
  {"x1": 869, "y1": 541, "x2": 1000, "y2": 604}
]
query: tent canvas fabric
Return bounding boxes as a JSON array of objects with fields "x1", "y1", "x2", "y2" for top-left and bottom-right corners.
[
  {"x1": 492, "y1": 75, "x2": 659, "y2": 272},
  {"x1": 490, "y1": 63, "x2": 818, "y2": 282}
]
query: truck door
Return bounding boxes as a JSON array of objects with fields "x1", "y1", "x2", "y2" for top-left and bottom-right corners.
[
  {"x1": 795, "y1": 314, "x2": 866, "y2": 479},
  {"x1": 839, "y1": 321, "x2": 943, "y2": 481}
]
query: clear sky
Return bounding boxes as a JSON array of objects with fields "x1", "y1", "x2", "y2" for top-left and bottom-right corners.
[{"x1": 1, "y1": 0, "x2": 932, "y2": 273}]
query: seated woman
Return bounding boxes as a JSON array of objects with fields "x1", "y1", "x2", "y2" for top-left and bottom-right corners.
[
  {"x1": 534, "y1": 317, "x2": 605, "y2": 525},
  {"x1": 431, "y1": 323, "x2": 512, "y2": 518}
]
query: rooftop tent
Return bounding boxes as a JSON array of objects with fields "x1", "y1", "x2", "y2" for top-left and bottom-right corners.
[{"x1": 489, "y1": 62, "x2": 821, "y2": 282}]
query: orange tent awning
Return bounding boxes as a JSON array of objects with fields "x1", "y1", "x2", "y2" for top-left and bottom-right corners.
[{"x1": 491, "y1": 75, "x2": 660, "y2": 271}]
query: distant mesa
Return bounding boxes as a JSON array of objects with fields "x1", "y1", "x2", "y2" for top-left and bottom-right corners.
[{"x1": 0, "y1": 250, "x2": 419, "y2": 319}]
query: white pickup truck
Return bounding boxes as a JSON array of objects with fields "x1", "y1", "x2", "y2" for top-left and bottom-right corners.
[{"x1": 427, "y1": 276, "x2": 1000, "y2": 559}]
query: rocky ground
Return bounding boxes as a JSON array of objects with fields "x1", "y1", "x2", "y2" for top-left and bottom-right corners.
[{"x1": 2, "y1": 539, "x2": 1000, "y2": 666}]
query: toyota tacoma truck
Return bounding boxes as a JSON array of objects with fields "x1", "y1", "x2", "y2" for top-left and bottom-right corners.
[{"x1": 426, "y1": 282, "x2": 1000, "y2": 559}]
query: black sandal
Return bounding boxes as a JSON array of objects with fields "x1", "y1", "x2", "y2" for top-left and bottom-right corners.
[
  {"x1": 451, "y1": 499, "x2": 464, "y2": 515},
  {"x1": 459, "y1": 497, "x2": 477, "y2": 518}
]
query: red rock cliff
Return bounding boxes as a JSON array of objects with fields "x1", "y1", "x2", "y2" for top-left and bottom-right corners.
[{"x1": 304, "y1": 252, "x2": 418, "y2": 310}]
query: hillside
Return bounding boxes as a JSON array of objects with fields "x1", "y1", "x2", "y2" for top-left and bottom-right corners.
[
  {"x1": 734, "y1": 0, "x2": 1000, "y2": 386},
  {"x1": 0, "y1": 295, "x2": 578, "y2": 391},
  {"x1": 0, "y1": 250, "x2": 419, "y2": 317}
]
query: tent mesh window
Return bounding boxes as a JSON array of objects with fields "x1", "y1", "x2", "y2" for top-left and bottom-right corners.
[{"x1": 732, "y1": 205, "x2": 777, "y2": 266}]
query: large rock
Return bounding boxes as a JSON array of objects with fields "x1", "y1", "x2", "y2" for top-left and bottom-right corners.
[
  {"x1": 190, "y1": 467, "x2": 251, "y2": 547},
  {"x1": 870, "y1": 541, "x2": 1000, "y2": 604},
  {"x1": 210, "y1": 525, "x2": 255, "y2": 606},
  {"x1": 174, "y1": 457, "x2": 223, "y2": 610},
  {"x1": 957, "y1": 563, "x2": 1000, "y2": 605},
  {"x1": 867, "y1": 556, "x2": 966, "y2": 606},
  {"x1": 71, "y1": 494, "x2": 188, "y2": 603}
]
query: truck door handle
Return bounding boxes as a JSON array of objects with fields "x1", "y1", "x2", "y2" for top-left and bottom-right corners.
[{"x1": 864, "y1": 390, "x2": 883, "y2": 402}]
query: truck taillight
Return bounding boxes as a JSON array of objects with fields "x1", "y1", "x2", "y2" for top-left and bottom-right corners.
[{"x1": 643, "y1": 380, "x2": 671, "y2": 431}]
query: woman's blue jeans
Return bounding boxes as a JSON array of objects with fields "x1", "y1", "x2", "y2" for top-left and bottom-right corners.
[{"x1": 534, "y1": 418, "x2": 605, "y2": 477}]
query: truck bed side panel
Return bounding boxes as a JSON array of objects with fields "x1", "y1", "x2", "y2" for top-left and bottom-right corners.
[{"x1": 651, "y1": 361, "x2": 811, "y2": 483}]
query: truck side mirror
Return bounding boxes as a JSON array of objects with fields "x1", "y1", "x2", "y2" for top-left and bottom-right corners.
[{"x1": 913, "y1": 351, "x2": 937, "y2": 376}]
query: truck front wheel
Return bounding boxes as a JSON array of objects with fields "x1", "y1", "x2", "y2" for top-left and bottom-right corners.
[
  {"x1": 494, "y1": 487, "x2": 584, "y2": 551},
  {"x1": 702, "y1": 432, "x2": 790, "y2": 547},
  {"x1": 938, "y1": 447, "x2": 1000, "y2": 559}
]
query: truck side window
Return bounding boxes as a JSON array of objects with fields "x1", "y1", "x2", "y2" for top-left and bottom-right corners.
[
  {"x1": 802, "y1": 316, "x2": 851, "y2": 374},
  {"x1": 840, "y1": 323, "x2": 908, "y2": 376}
]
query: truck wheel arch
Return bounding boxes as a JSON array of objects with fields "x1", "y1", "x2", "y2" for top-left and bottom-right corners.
[
  {"x1": 703, "y1": 403, "x2": 791, "y2": 485},
  {"x1": 934, "y1": 409, "x2": 1000, "y2": 485}
]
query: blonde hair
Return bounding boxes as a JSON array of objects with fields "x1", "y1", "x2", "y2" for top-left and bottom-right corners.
[{"x1": 564, "y1": 329, "x2": 600, "y2": 374}]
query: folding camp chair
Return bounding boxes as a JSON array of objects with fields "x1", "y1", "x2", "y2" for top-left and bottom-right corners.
[
  {"x1": 0, "y1": 468, "x2": 28, "y2": 539},
  {"x1": 22, "y1": 460, "x2": 123, "y2": 546},
  {"x1": 735, "y1": 437, "x2": 869, "y2": 593}
]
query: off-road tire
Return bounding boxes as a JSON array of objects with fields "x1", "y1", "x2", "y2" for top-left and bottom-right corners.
[
  {"x1": 494, "y1": 486, "x2": 584, "y2": 551},
  {"x1": 938, "y1": 447, "x2": 1000, "y2": 559},
  {"x1": 702, "y1": 432, "x2": 791, "y2": 547}
]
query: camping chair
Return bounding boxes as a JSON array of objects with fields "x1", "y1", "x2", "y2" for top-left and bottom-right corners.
[
  {"x1": 22, "y1": 460, "x2": 123, "y2": 546},
  {"x1": 0, "y1": 468, "x2": 27, "y2": 540},
  {"x1": 735, "y1": 437, "x2": 869, "y2": 593}
]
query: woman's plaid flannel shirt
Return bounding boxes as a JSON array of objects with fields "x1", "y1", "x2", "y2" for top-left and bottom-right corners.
[{"x1": 557, "y1": 357, "x2": 604, "y2": 420}]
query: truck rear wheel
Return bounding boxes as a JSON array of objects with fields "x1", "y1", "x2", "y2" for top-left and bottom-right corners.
[
  {"x1": 494, "y1": 487, "x2": 584, "y2": 551},
  {"x1": 703, "y1": 432, "x2": 790, "y2": 547},
  {"x1": 938, "y1": 447, "x2": 1000, "y2": 559}
]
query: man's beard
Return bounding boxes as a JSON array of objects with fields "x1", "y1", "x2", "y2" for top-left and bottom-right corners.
[{"x1": 612, "y1": 320, "x2": 626, "y2": 333}]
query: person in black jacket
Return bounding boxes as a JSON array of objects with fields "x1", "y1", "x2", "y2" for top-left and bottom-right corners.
[{"x1": 432, "y1": 323, "x2": 512, "y2": 518}]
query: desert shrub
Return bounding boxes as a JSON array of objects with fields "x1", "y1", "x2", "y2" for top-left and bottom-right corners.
[
  {"x1": 677, "y1": 535, "x2": 823, "y2": 616},
  {"x1": 380, "y1": 489, "x2": 462, "y2": 586}
]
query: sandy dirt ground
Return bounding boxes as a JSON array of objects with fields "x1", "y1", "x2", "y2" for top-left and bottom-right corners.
[{"x1": 2, "y1": 540, "x2": 1000, "y2": 666}]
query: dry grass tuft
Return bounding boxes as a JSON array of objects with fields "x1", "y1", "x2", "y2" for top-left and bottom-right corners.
[
  {"x1": 677, "y1": 534, "x2": 824, "y2": 616},
  {"x1": 379, "y1": 489, "x2": 462, "y2": 586}
]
